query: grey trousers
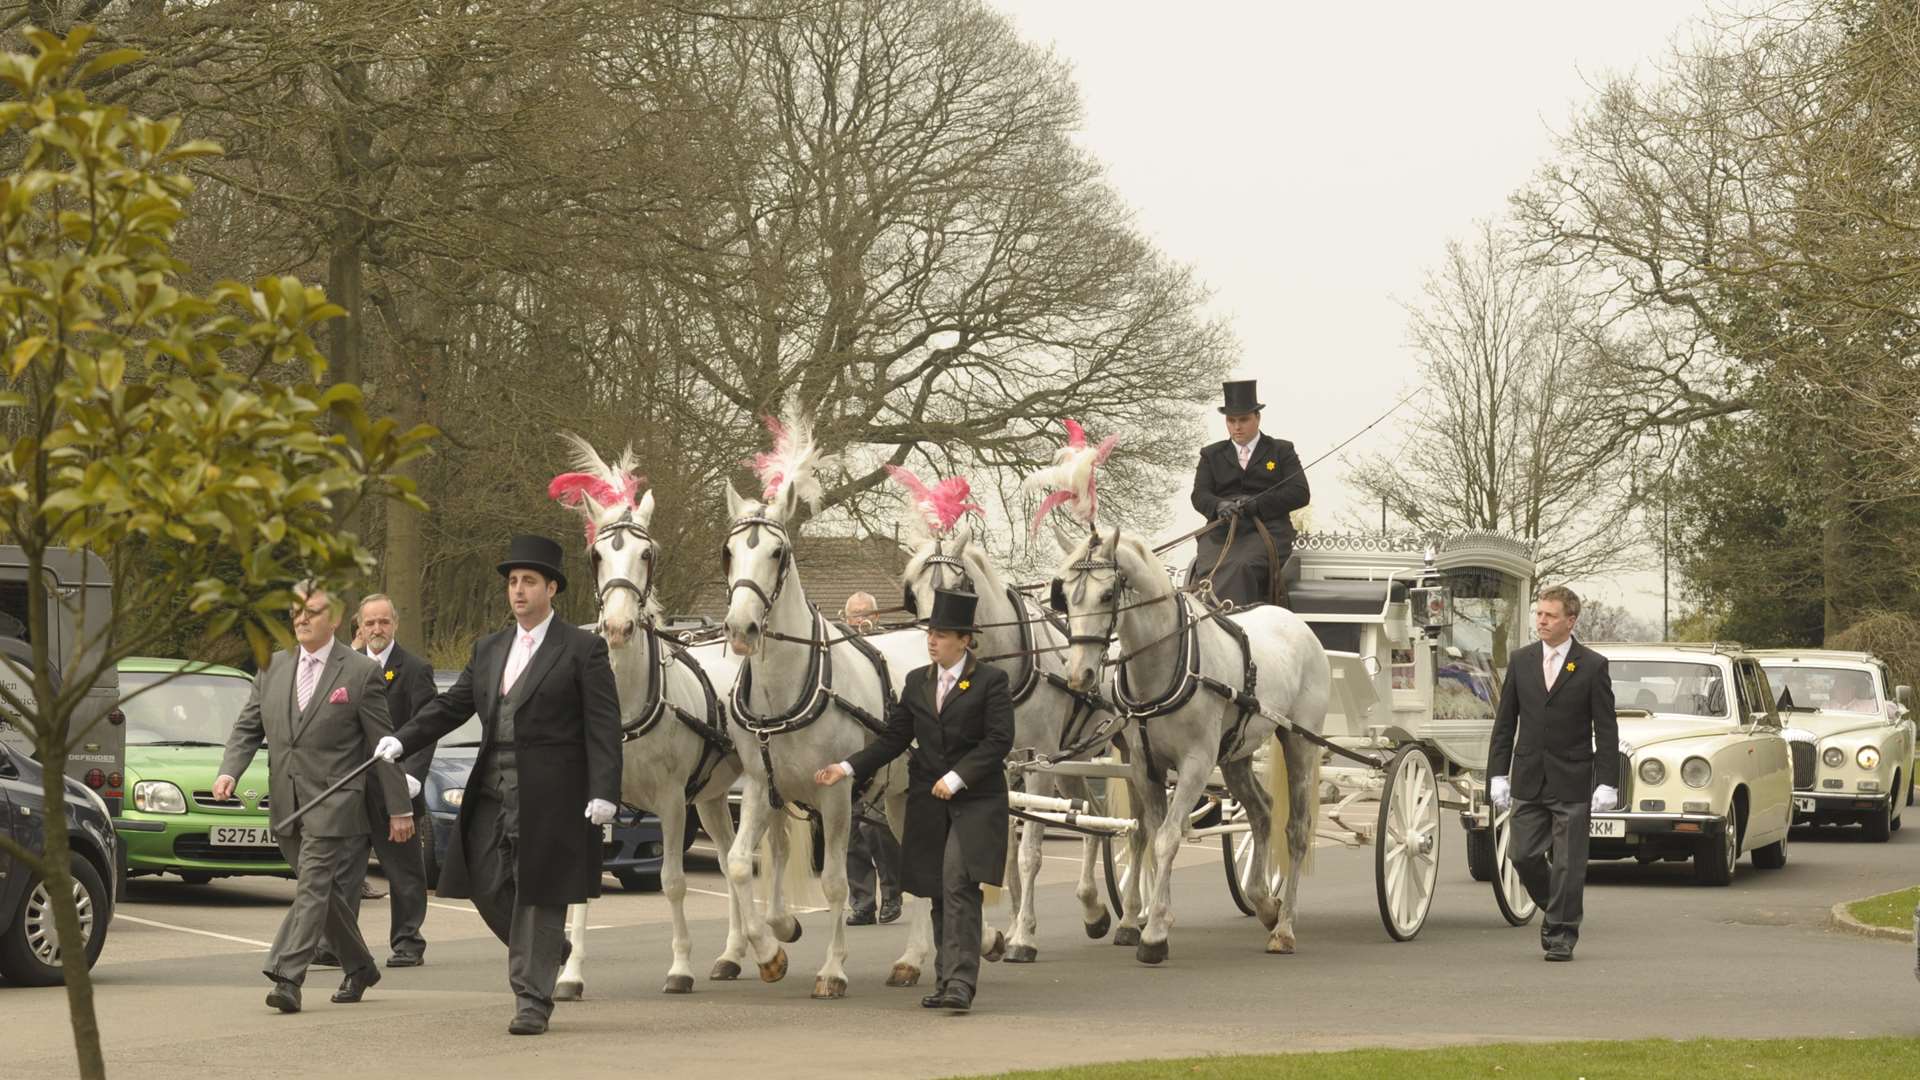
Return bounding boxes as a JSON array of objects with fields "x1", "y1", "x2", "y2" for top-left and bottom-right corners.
[
  {"x1": 336, "y1": 802, "x2": 429, "y2": 958},
  {"x1": 1511, "y1": 797, "x2": 1590, "y2": 950},
  {"x1": 265, "y1": 829, "x2": 377, "y2": 986},
  {"x1": 846, "y1": 814, "x2": 902, "y2": 914},
  {"x1": 465, "y1": 791, "x2": 566, "y2": 1018},
  {"x1": 928, "y1": 826, "x2": 984, "y2": 994}
]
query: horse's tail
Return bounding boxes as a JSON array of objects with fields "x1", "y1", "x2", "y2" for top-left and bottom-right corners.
[
  {"x1": 1265, "y1": 733, "x2": 1291, "y2": 878},
  {"x1": 756, "y1": 809, "x2": 825, "y2": 908},
  {"x1": 1265, "y1": 730, "x2": 1319, "y2": 878},
  {"x1": 1301, "y1": 740, "x2": 1321, "y2": 876}
]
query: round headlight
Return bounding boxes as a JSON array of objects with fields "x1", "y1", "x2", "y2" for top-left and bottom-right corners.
[
  {"x1": 132, "y1": 780, "x2": 187, "y2": 815},
  {"x1": 1680, "y1": 756, "x2": 1713, "y2": 788},
  {"x1": 1822, "y1": 747, "x2": 1845, "y2": 768},
  {"x1": 1856, "y1": 746, "x2": 1880, "y2": 770},
  {"x1": 443, "y1": 787, "x2": 464, "y2": 809},
  {"x1": 1638, "y1": 758, "x2": 1666, "y2": 785}
]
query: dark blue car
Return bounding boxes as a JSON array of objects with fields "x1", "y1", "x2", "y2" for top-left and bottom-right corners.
[
  {"x1": 0, "y1": 740, "x2": 117, "y2": 985},
  {"x1": 423, "y1": 671, "x2": 663, "y2": 891}
]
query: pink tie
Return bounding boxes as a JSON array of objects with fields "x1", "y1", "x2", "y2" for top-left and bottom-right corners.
[
  {"x1": 1544, "y1": 647, "x2": 1561, "y2": 690},
  {"x1": 296, "y1": 653, "x2": 321, "y2": 712},
  {"x1": 936, "y1": 672, "x2": 956, "y2": 713},
  {"x1": 501, "y1": 632, "x2": 536, "y2": 694},
  {"x1": 1237, "y1": 443, "x2": 1252, "y2": 470}
]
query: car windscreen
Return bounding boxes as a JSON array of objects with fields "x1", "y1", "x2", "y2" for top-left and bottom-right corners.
[
  {"x1": 1609, "y1": 660, "x2": 1727, "y2": 718},
  {"x1": 1760, "y1": 665, "x2": 1880, "y2": 715},
  {"x1": 119, "y1": 671, "x2": 253, "y2": 746}
]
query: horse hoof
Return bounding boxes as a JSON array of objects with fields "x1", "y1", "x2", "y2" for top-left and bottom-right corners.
[
  {"x1": 1005, "y1": 944, "x2": 1038, "y2": 964},
  {"x1": 663, "y1": 974, "x2": 694, "y2": 994},
  {"x1": 770, "y1": 914, "x2": 803, "y2": 943},
  {"x1": 1113, "y1": 926, "x2": 1141, "y2": 947},
  {"x1": 758, "y1": 948, "x2": 788, "y2": 983},
  {"x1": 1084, "y1": 912, "x2": 1111, "y2": 939},
  {"x1": 885, "y1": 963, "x2": 921, "y2": 987},
  {"x1": 1267, "y1": 933, "x2": 1297, "y2": 955},
  {"x1": 811, "y1": 975, "x2": 848, "y2": 999},
  {"x1": 1135, "y1": 939, "x2": 1169, "y2": 965},
  {"x1": 709, "y1": 959, "x2": 742, "y2": 981},
  {"x1": 983, "y1": 929, "x2": 1008, "y2": 963},
  {"x1": 553, "y1": 980, "x2": 583, "y2": 1002}
]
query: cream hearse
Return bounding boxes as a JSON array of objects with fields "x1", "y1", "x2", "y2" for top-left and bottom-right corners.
[
  {"x1": 1752, "y1": 649, "x2": 1914, "y2": 841},
  {"x1": 1586, "y1": 643, "x2": 1794, "y2": 886}
]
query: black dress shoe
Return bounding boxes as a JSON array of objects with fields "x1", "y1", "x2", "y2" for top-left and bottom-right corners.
[
  {"x1": 265, "y1": 980, "x2": 302, "y2": 1014},
  {"x1": 877, "y1": 899, "x2": 902, "y2": 924},
  {"x1": 508, "y1": 1009, "x2": 549, "y2": 1036},
  {"x1": 940, "y1": 984, "x2": 974, "y2": 1011},
  {"x1": 312, "y1": 949, "x2": 341, "y2": 968},
  {"x1": 1544, "y1": 946, "x2": 1574, "y2": 962},
  {"x1": 920, "y1": 985, "x2": 949, "y2": 1009},
  {"x1": 846, "y1": 908, "x2": 877, "y2": 926},
  {"x1": 331, "y1": 970, "x2": 377, "y2": 1004},
  {"x1": 385, "y1": 952, "x2": 424, "y2": 968}
]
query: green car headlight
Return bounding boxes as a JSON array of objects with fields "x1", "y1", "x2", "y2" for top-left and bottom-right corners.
[
  {"x1": 1680, "y1": 757, "x2": 1713, "y2": 788},
  {"x1": 1857, "y1": 746, "x2": 1880, "y2": 770},
  {"x1": 1638, "y1": 758, "x2": 1666, "y2": 785},
  {"x1": 132, "y1": 780, "x2": 187, "y2": 814}
]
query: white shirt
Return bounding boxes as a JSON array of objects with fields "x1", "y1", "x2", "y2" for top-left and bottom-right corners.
[
  {"x1": 501, "y1": 610, "x2": 555, "y2": 693},
  {"x1": 1542, "y1": 639, "x2": 1569, "y2": 688},
  {"x1": 300, "y1": 640, "x2": 335, "y2": 667},
  {"x1": 367, "y1": 641, "x2": 395, "y2": 669},
  {"x1": 839, "y1": 657, "x2": 970, "y2": 793}
]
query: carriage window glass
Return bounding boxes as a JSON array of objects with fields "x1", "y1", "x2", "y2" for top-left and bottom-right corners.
[
  {"x1": 1437, "y1": 568, "x2": 1523, "y2": 672},
  {"x1": 119, "y1": 672, "x2": 253, "y2": 746},
  {"x1": 1607, "y1": 660, "x2": 1727, "y2": 718},
  {"x1": 1759, "y1": 665, "x2": 1878, "y2": 715}
]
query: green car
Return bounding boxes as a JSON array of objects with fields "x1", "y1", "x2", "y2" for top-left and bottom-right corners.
[{"x1": 114, "y1": 658, "x2": 289, "y2": 883}]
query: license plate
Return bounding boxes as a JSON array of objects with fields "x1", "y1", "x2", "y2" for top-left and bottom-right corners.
[
  {"x1": 210, "y1": 824, "x2": 275, "y2": 847},
  {"x1": 1794, "y1": 796, "x2": 1815, "y2": 813},
  {"x1": 1588, "y1": 818, "x2": 1624, "y2": 838},
  {"x1": 602, "y1": 823, "x2": 614, "y2": 842}
]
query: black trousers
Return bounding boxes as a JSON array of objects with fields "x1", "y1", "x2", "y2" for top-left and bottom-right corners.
[
  {"x1": 465, "y1": 791, "x2": 567, "y2": 1017},
  {"x1": 846, "y1": 814, "x2": 902, "y2": 914},
  {"x1": 928, "y1": 825, "x2": 983, "y2": 994},
  {"x1": 1511, "y1": 797, "x2": 1590, "y2": 950},
  {"x1": 335, "y1": 800, "x2": 429, "y2": 959}
]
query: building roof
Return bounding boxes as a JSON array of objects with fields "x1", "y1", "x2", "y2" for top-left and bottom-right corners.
[{"x1": 678, "y1": 534, "x2": 907, "y2": 623}]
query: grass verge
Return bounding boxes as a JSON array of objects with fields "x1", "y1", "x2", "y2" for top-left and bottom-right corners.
[{"x1": 1846, "y1": 884, "x2": 1920, "y2": 931}]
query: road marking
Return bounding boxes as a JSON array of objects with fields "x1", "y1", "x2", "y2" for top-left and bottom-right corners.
[
  {"x1": 115, "y1": 914, "x2": 272, "y2": 950},
  {"x1": 429, "y1": 900, "x2": 483, "y2": 915}
]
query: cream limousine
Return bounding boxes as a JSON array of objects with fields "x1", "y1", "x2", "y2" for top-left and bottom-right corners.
[
  {"x1": 1754, "y1": 649, "x2": 1914, "y2": 841},
  {"x1": 1585, "y1": 643, "x2": 1794, "y2": 886}
]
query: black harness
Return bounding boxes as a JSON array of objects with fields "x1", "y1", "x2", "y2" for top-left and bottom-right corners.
[{"x1": 594, "y1": 507, "x2": 657, "y2": 613}]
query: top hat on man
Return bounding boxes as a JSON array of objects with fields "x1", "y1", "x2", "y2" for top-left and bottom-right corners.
[
  {"x1": 1218, "y1": 379, "x2": 1264, "y2": 415},
  {"x1": 497, "y1": 534, "x2": 568, "y2": 594},
  {"x1": 926, "y1": 589, "x2": 979, "y2": 635}
]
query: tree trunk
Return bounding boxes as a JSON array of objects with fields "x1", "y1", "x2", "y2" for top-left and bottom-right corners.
[
  {"x1": 39, "y1": 739, "x2": 107, "y2": 1079},
  {"x1": 1820, "y1": 443, "x2": 1849, "y2": 643}
]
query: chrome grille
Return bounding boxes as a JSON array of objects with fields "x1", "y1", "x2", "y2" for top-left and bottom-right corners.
[
  {"x1": 1790, "y1": 743, "x2": 1816, "y2": 790},
  {"x1": 1615, "y1": 752, "x2": 1632, "y2": 810},
  {"x1": 192, "y1": 791, "x2": 270, "y2": 810}
]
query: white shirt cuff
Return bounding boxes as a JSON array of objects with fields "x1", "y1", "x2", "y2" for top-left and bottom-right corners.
[
  {"x1": 837, "y1": 761, "x2": 853, "y2": 778},
  {"x1": 940, "y1": 770, "x2": 965, "y2": 793}
]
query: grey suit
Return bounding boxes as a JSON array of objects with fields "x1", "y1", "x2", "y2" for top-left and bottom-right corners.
[{"x1": 220, "y1": 641, "x2": 410, "y2": 986}]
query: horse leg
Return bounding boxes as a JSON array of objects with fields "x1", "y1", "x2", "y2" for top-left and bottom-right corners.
[
  {"x1": 1114, "y1": 753, "x2": 1164, "y2": 947},
  {"x1": 811, "y1": 792, "x2": 851, "y2": 999},
  {"x1": 723, "y1": 778, "x2": 787, "y2": 982},
  {"x1": 1272, "y1": 732, "x2": 1319, "y2": 955},
  {"x1": 1220, "y1": 755, "x2": 1279, "y2": 932},
  {"x1": 1003, "y1": 781, "x2": 1046, "y2": 962},
  {"x1": 657, "y1": 798, "x2": 696, "y2": 994},
  {"x1": 1137, "y1": 756, "x2": 1206, "y2": 965},
  {"x1": 1060, "y1": 775, "x2": 1111, "y2": 939},
  {"x1": 762, "y1": 808, "x2": 803, "y2": 945},
  {"x1": 554, "y1": 901, "x2": 589, "y2": 1000},
  {"x1": 884, "y1": 787, "x2": 931, "y2": 987},
  {"x1": 696, "y1": 796, "x2": 750, "y2": 980}
]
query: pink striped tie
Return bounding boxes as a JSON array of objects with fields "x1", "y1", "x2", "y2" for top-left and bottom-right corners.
[{"x1": 297, "y1": 653, "x2": 321, "y2": 711}]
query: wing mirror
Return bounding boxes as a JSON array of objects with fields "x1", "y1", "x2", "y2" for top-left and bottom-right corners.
[{"x1": 1897, "y1": 685, "x2": 1913, "y2": 708}]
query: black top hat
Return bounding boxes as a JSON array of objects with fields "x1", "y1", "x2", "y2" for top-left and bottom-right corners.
[
  {"x1": 926, "y1": 588, "x2": 979, "y2": 635},
  {"x1": 497, "y1": 534, "x2": 568, "y2": 594},
  {"x1": 1218, "y1": 379, "x2": 1264, "y2": 415}
]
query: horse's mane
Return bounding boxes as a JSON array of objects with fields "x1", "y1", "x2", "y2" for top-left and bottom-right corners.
[
  {"x1": 750, "y1": 410, "x2": 831, "y2": 514},
  {"x1": 1022, "y1": 418, "x2": 1119, "y2": 533}
]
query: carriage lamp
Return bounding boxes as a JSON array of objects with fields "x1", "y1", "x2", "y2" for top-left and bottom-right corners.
[
  {"x1": 132, "y1": 780, "x2": 186, "y2": 814},
  {"x1": 1823, "y1": 747, "x2": 1846, "y2": 767},
  {"x1": 1680, "y1": 757, "x2": 1712, "y2": 788},
  {"x1": 1638, "y1": 759, "x2": 1666, "y2": 785},
  {"x1": 442, "y1": 787, "x2": 465, "y2": 810},
  {"x1": 1856, "y1": 746, "x2": 1881, "y2": 770}
]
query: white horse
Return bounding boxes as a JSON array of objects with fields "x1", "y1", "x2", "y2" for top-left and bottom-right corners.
[
  {"x1": 1053, "y1": 523, "x2": 1329, "y2": 961},
  {"x1": 719, "y1": 414, "x2": 941, "y2": 997},
  {"x1": 897, "y1": 514, "x2": 1123, "y2": 961},
  {"x1": 546, "y1": 436, "x2": 791, "y2": 998}
]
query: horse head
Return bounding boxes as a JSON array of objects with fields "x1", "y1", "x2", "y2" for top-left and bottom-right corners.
[
  {"x1": 724, "y1": 411, "x2": 830, "y2": 656},
  {"x1": 550, "y1": 435, "x2": 656, "y2": 648},
  {"x1": 1050, "y1": 523, "x2": 1151, "y2": 693}
]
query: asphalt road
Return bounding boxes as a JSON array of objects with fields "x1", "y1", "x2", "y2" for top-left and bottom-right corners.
[{"x1": 5, "y1": 819, "x2": 1916, "y2": 1080}]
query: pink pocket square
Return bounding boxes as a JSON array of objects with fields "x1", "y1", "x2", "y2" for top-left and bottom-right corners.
[{"x1": 328, "y1": 687, "x2": 349, "y2": 705}]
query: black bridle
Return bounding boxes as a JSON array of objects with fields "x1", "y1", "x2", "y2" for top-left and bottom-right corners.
[
  {"x1": 723, "y1": 513, "x2": 795, "y2": 622},
  {"x1": 903, "y1": 537, "x2": 976, "y2": 615},
  {"x1": 592, "y1": 507, "x2": 657, "y2": 615}
]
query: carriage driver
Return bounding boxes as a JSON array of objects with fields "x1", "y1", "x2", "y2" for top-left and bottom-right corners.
[
  {"x1": 815, "y1": 588, "x2": 1013, "y2": 1012},
  {"x1": 1189, "y1": 379, "x2": 1310, "y2": 607}
]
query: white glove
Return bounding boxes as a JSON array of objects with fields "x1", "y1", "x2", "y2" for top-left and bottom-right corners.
[
  {"x1": 404, "y1": 774, "x2": 422, "y2": 800},
  {"x1": 1489, "y1": 775, "x2": 1511, "y2": 812},
  {"x1": 1591, "y1": 784, "x2": 1618, "y2": 813},
  {"x1": 585, "y1": 798, "x2": 617, "y2": 827},
  {"x1": 374, "y1": 735, "x2": 404, "y2": 762}
]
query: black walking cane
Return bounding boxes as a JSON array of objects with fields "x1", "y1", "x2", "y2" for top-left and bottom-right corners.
[{"x1": 273, "y1": 754, "x2": 382, "y2": 832}]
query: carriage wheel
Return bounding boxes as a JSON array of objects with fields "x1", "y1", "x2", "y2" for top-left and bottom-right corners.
[
  {"x1": 1490, "y1": 804, "x2": 1539, "y2": 926},
  {"x1": 1219, "y1": 799, "x2": 1283, "y2": 918},
  {"x1": 1099, "y1": 832, "x2": 1138, "y2": 918},
  {"x1": 1374, "y1": 745, "x2": 1441, "y2": 941}
]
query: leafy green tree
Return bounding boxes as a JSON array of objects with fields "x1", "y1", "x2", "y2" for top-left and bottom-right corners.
[{"x1": 0, "y1": 28, "x2": 433, "y2": 1078}]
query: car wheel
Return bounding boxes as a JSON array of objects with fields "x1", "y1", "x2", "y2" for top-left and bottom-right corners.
[
  {"x1": 0, "y1": 854, "x2": 109, "y2": 987},
  {"x1": 1463, "y1": 825, "x2": 1496, "y2": 883},
  {"x1": 1864, "y1": 793, "x2": 1894, "y2": 842},
  {"x1": 1752, "y1": 826, "x2": 1788, "y2": 870},
  {"x1": 615, "y1": 868, "x2": 661, "y2": 892},
  {"x1": 177, "y1": 871, "x2": 212, "y2": 885},
  {"x1": 1693, "y1": 812, "x2": 1737, "y2": 886}
]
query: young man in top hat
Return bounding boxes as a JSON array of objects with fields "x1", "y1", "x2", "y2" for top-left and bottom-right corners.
[
  {"x1": 1189, "y1": 378, "x2": 1310, "y2": 607},
  {"x1": 814, "y1": 589, "x2": 1013, "y2": 1011},
  {"x1": 375, "y1": 535, "x2": 622, "y2": 1035}
]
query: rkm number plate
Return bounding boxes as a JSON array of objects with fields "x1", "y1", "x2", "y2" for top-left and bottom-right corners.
[
  {"x1": 1794, "y1": 796, "x2": 1816, "y2": 813},
  {"x1": 1588, "y1": 818, "x2": 1625, "y2": 839},
  {"x1": 210, "y1": 825, "x2": 275, "y2": 847}
]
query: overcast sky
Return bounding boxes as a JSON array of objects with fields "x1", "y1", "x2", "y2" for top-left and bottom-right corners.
[{"x1": 992, "y1": 1, "x2": 1711, "y2": 624}]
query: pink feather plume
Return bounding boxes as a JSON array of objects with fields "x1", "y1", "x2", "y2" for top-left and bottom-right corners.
[
  {"x1": 751, "y1": 415, "x2": 793, "y2": 502},
  {"x1": 1025, "y1": 417, "x2": 1121, "y2": 533},
  {"x1": 549, "y1": 471, "x2": 644, "y2": 544},
  {"x1": 886, "y1": 465, "x2": 981, "y2": 534}
]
